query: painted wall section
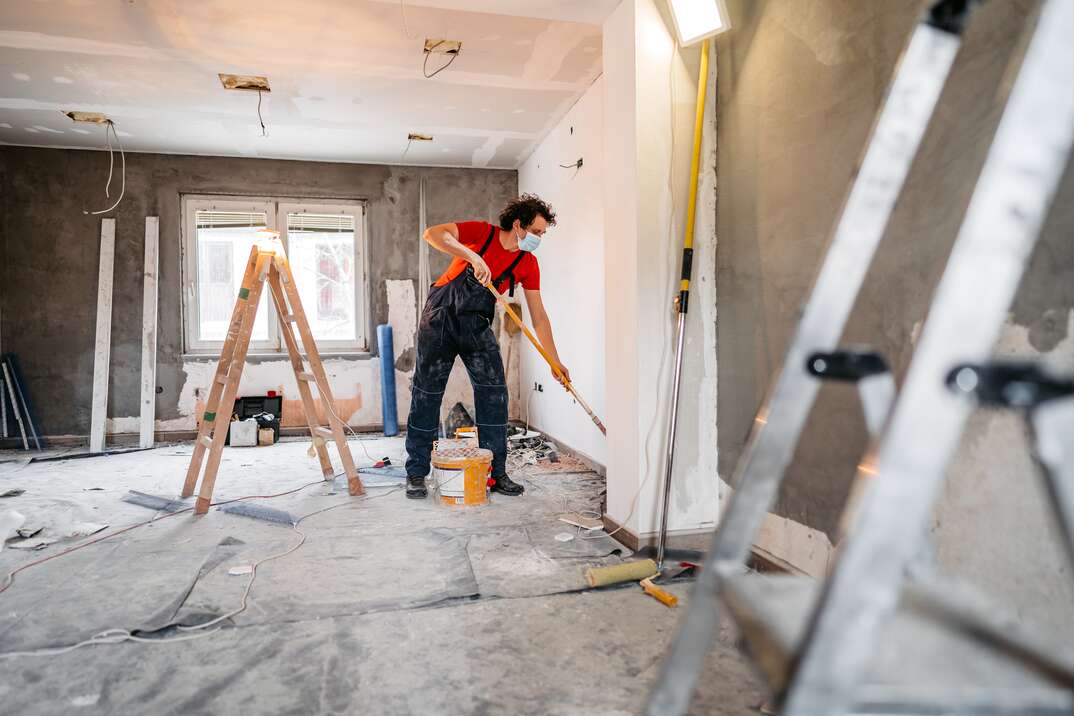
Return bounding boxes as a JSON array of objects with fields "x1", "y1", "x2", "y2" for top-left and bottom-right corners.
[
  {"x1": 0, "y1": 148, "x2": 517, "y2": 439},
  {"x1": 517, "y1": 76, "x2": 607, "y2": 466},
  {"x1": 602, "y1": 0, "x2": 719, "y2": 540},
  {"x1": 715, "y1": 0, "x2": 1074, "y2": 633}
]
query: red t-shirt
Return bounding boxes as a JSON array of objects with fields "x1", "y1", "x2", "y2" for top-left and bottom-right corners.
[{"x1": 434, "y1": 221, "x2": 541, "y2": 292}]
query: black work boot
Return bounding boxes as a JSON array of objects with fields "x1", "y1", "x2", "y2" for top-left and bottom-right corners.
[
  {"x1": 406, "y1": 475, "x2": 428, "y2": 499},
  {"x1": 490, "y1": 474, "x2": 524, "y2": 496}
]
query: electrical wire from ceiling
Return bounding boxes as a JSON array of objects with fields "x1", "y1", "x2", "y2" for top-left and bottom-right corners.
[
  {"x1": 257, "y1": 89, "x2": 267, "y2": 137},
  {"x1": 401, "y1": 137, "x2": 414, "y2": 163},
  {"x1": 423, "y1": 40, "x2": 460, "y2": 79},
  {"x1": 83, "y1": 120, "x2": 125, "y2": 216}
]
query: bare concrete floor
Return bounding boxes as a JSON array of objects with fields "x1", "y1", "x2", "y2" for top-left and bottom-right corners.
[{"x1": 0, "y1": 437, "x2": 764, "y2": 715}]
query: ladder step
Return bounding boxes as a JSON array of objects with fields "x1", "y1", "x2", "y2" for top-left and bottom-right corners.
[
  {"x1": 719, "y1": 573, "x2": 1070, "y2": 708},
  {"x1": 200, "y1": 435, "x2": 214, "y2": 449},
  {"x1": 284, "y1": 314, "x2": 297, "y2": 322},
  {"x1": 314, "y1": 427, "x2": 333, "y2": 438},
  {"x1": 297, "y1": 372, "x2": 316, "y2": 382},
  {"x1": 216, "y1": 375, "x2": 229, "y2": 385}
]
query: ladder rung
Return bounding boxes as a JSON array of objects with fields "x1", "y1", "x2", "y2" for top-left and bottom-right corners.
[
  {"x1": 315, "y1": 427, "x2": 333, "y2": 438},
  {"x1": 297, "y1": 372, "x2": 315, "y2": 382},
  {"x1": 200, "y1": 435, "x2": 214, "y2": 449},
  {"x1": 284, "y1": 314, "x2": 297, "y2": 322},
  {"x1": 216, "y1": 375, "x2": 229, "y2": 385}
]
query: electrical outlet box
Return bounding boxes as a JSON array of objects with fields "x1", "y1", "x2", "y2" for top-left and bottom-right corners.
[
  {"x1": 424, "y1": 38, "x2": 462, "y2": 55},
  {"x1": 64, "y1": 111, "x2": 109, "y2": 124},
  {"x1": 218, "y1": 74, "x2": 271, "y2": 91}
]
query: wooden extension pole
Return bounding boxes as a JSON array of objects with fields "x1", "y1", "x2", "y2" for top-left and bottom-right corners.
[{"x1": 485, "y1": 284, "x2": 606, "y2": 436}]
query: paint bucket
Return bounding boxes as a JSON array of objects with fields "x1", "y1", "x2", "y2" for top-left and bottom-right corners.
[{"x1": 432, "y1": 444, "x2": 492, "y2": 507}]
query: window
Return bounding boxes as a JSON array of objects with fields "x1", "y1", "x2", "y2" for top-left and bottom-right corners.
[{"x1": 182, "y1": 196, "x2": 367, "y2": 354}]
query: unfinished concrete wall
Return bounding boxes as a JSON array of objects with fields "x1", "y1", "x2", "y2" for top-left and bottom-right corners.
[
  {"x1": 0, "y1": 147, "x2": 516, "y2": 439},
  {"x1": 716, "y1": 0, "x2": 1074, "y2": 630}
]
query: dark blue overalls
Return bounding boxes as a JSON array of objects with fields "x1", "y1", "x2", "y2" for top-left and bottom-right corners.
[{"x1": 405, "y1": 225, "x2": 528, "y2": 487}]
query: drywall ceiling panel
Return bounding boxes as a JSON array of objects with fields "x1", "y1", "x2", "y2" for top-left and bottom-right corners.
[{"x1": 0, "y1": 0, "x2": 604, "y2": 168}]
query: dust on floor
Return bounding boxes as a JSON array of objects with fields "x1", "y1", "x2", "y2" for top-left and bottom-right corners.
[{"x1": 0, "y1": 436, "x2": 763, "y2": 715}]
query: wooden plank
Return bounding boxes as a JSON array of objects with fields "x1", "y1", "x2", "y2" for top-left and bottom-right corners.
[
  {"x1": 139, "y1": 217, "x2": 159, "y2": 449},
  {"x1": 0, "y1": 301, "x2": 5, "y2": 439},
  {"x1": 1, "y1": 361, "x2": 27, "y2": 449},
  {"x1": 182, "y1": 245, "x2": 261, "y2": 497},
  {"x1": 0, "y1": 370, "x2": 7, "y2": 440},
  {"x1": 89, "y1": 218, "x2": 115, "y2": 454}
]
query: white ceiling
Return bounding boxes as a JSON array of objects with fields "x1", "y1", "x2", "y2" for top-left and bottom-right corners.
[{"x1": 0, "y1": 0, "x2": 620, "y2": 168}]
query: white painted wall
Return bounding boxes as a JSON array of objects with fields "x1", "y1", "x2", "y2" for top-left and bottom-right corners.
[
  {"x1": 602, "y1": 0, "x2": 720, "y2": 541},
  {"x1": 517, "y1": 76, "x2": 607, "y2": 466}
]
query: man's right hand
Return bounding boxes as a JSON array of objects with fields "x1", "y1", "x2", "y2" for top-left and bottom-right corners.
[{"x1": 470, "y1": 255, "x2": 492, "y2": 285}]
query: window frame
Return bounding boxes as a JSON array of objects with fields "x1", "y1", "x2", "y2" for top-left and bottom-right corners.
[
  {"x1": 278, "y1": 200, "x2": 368, "y2": 353},
  {"x1": 181, "y1": 195, "x2": 369, "y2": 355}
]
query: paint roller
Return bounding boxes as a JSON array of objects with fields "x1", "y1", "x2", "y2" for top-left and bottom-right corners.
[{"x1": 584, "y1": 559, "x2": 682, "y2": 608}]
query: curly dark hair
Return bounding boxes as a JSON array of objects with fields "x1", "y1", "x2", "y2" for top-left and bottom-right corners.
[{"x1": 498, "y1": 194, "x2": 557, "y2": 231}]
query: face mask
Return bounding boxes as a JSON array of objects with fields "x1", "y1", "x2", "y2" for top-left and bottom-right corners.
[{"x1": 517, "y1": 229, "x2": 541, "y2": 253}]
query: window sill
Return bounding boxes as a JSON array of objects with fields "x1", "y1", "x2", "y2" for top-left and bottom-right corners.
[{"x1": 181, "y1": 351, "x2": 373, "y2": 362}]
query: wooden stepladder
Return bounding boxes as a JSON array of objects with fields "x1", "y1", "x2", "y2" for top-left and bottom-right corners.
[{"x1": 182, "y1": 237, "x2": 364, "y2": 514}]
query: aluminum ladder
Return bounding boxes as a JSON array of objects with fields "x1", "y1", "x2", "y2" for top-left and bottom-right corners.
[{"x1": 646, "y1": 0, "x2": 1074, "y2": 713}]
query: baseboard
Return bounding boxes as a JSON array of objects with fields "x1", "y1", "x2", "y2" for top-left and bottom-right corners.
[
  {"x1": 600, "y1": 514, "x2": 716, "y2": 554},
  {"x1": 600, "y1": 511, "x2": 832, "y2": 577},
  {"x1": 0, "y1": 424, "x2": 389, "y2": 449}
]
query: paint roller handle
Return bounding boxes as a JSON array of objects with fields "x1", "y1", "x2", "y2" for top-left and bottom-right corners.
[
  {"x1": 485, "y1": 282, "x2": 607, "y2": 436},
  {"x1": 641, "y1": 578, "x2": 679, "y2": 608},
  {"x1": 484, "y1": 282, "x2": 567, "y2": 376}
]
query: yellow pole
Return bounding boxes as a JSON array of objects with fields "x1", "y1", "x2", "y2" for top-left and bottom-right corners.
[
  {"x1": 657, "y1": 39, "x2": 711, "y2": 570},
  {"x1": 679, "y1": 39, "x2": 710, "y2": 309},
  {"x1": 485, "y1": 284, "x2": 607, "y2": 436}
]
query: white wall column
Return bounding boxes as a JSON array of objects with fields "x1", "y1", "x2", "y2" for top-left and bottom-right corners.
[{"x1": 602, "y1": 0, "x2": 720, "y2": 544}]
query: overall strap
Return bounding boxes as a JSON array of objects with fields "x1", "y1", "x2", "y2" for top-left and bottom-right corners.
[
  {"x1": 477, "y1": 224, "x2": 497, "y2": 256},
  {"x1": 492, "y1": 251, "x2": 529, "y2": 297}
]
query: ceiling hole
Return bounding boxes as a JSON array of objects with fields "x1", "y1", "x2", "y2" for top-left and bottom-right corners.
[{"x1": 12, "y1": 72, "x2": 29, "y2": 81}]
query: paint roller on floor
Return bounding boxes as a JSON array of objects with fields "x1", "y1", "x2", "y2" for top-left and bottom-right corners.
[
  {"x1": 484, "y1": 283, "x2": 606, "y2": 435},
  {"x1": 584, "y1": 559, "x2": 689, "y2": 608}
]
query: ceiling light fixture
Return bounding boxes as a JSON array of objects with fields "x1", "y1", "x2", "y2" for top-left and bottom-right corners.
[{"x1": 667, "y1": 0, "x2": 731, "y2": 46}]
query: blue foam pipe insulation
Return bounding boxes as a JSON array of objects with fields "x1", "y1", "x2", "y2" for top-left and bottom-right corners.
[{"x1": 377, "y1": 324, "x2": 399, "y2": 436}]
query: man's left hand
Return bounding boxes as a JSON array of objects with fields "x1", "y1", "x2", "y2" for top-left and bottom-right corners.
[{"x1": 555, "y1": 365, "x2": 571, "y2": 387}]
